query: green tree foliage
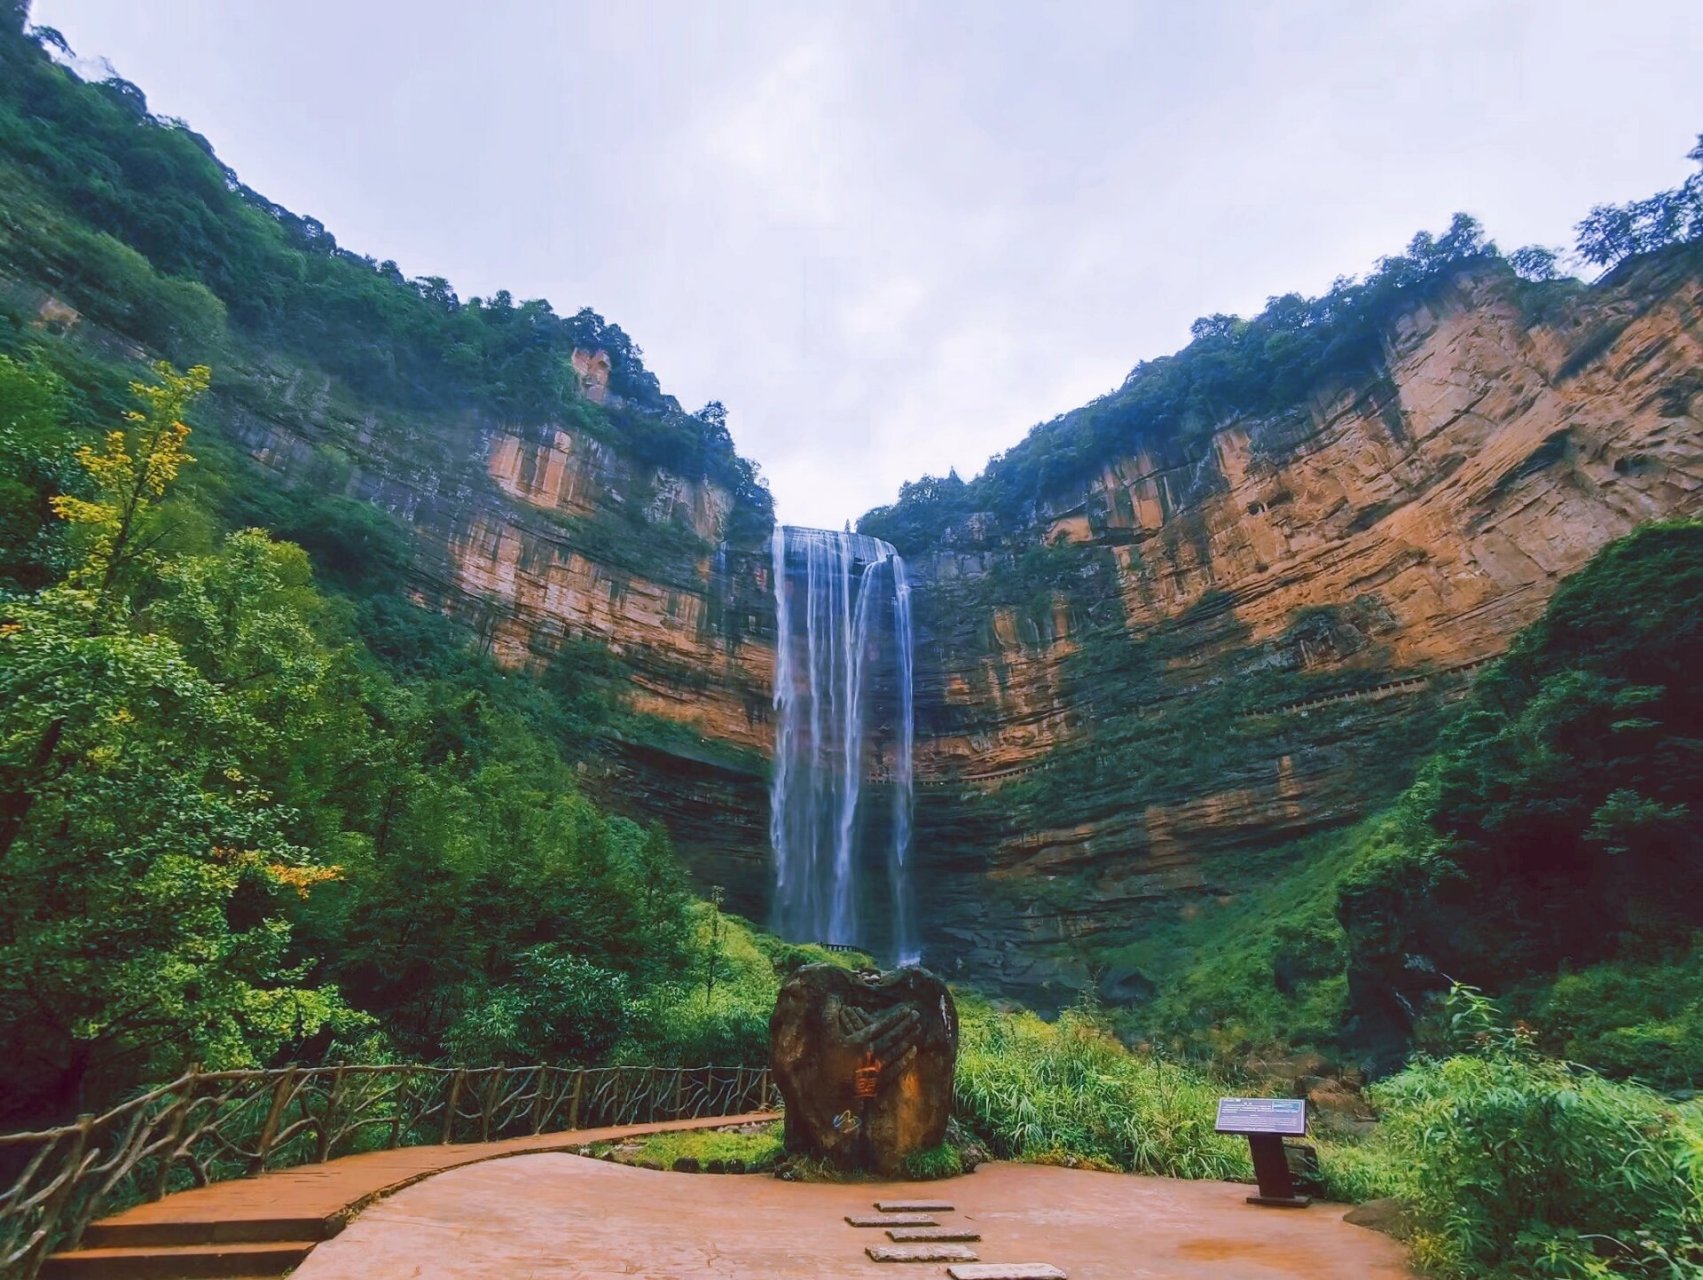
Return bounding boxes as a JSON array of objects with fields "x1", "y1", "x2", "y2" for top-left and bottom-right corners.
[
  {"x1": 444, "y1": 947, "x2": 633, "y2": 1067},
  {"x1": 1126, "y1": 523, "x2": 1703, "y2": 1085},
  {"x1": 0, "y1": 351, "x2": 74, "y2": 587},
  {"x1": 50, "y1": 361, "x2": 209, "y2": 624},
  {"x1": 0, "y1": 359, "x2": 757, "y2": 1128},
  {"x1": 1336, "y1": 521, "x2": 1703, "y2": 1066},
  {"x1": 0, "y1": 19, "x2": 771, "y2": 539},
  {"x1": 0, "y1": 369, "x2": 359, "y2": 1119},
  {"x1": 1507, "y1": 244, "x2": 1565, "y2": 282},
  {"x1": 1575, "y1": 135, "x2": 1703, "y2": 270}
]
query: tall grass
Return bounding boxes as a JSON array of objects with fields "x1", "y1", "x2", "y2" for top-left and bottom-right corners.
[{"x1": 954, "y1": 999, "x2": 1252, "y2": 1181}]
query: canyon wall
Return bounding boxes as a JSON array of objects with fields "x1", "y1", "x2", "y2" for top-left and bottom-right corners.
[
  {"x1": 901, "y1": 253, "x2": 1701, "y2": 1004},
  {"x1": 209, "y1": 356, "x2": 780, "y2": 913},
  {"x1": 212, "y1": 253, "x2": 1701, "y2": 1006}
]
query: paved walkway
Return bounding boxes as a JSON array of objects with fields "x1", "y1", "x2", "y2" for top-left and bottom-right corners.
[
  {"x1": 44, "y1": 1113, "x2": 780, "y2": 1278},
  {"x1": 293, "y1": 1154, "x2": 1414, "y2": 1279}
]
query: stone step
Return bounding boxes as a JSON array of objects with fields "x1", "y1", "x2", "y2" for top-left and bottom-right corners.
[
  {"x1": 867, "y1": 1243, "x2": 980, "y2": 1263},
  {"x1": 846, "y1": 1213, "x2": 939, "y2": 1227},
  {"x1": 40, "y1": 1239, "x2": 314, "y2": 1279},
  {"x1": 888, "y1": 1227, "x2": 981, "y2": 1242},
  {"x1": 81, "y1": 1215, "x2": 339, "y2": 1248},
  {"x1": 875, "y1": 1199, "x2": 955, "y2": 1213},
  {"x1": 947, "y1": 1265, "x2": 1068, "y2": 1280}
]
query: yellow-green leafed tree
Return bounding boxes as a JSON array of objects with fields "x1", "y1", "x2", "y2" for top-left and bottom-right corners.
[
  {"x1": 50, "y1": 360, "x2": 209, "y2": 627},
  {"x1": 0, "y1": 362, "x2": 362, "y2": 1128}
]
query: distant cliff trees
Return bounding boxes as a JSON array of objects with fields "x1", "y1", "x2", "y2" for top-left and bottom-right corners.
[
  {"x1": 0, "y1": 17, "x2": 770, "y2": 535},
  {"x1": 862, "y1": 135, "x2": 1703, "y2": 556},
  {"x1": 1576, "y1": 134, "x2": 1703, "y2": 269},
  {"x1": 862, "y1": 211, "x2": 1502, "y2": 553}
]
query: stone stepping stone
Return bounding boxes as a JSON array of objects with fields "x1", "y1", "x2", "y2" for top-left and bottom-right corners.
[
  {"x1": 846, "y1": 1213, "x2": 939, "y2": 1227},
  {"x1": 875, "y1": 1200, "x2": 955, "y2": 1213},
  {"x1": 867, "y1": 1243, "x2": 980, "y2": 1263},
  {"x1": 888, "y1": 1227, "x2": 981, "y2": 1242},
  {"x1": 947, "y1": 1266, "x2": 1068, "y2": 1280}
]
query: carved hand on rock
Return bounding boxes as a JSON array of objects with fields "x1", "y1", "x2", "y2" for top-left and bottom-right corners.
[{"x1": 828, "y1": 998, "x2": 923, "y2": 1077}]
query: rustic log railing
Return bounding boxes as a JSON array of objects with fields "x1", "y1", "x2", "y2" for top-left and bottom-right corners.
[{"x1": 0, "y1": 1062, "x2": 778, "y2": 1279}]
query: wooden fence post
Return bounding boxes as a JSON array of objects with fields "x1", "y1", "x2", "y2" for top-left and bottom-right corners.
[
  {"x1": 529, "y1": 1069, "x2": 548, "y2": 1136},
  {"x1": 387, "y1": 1069, "x2": 405, "y2": 1150},
  {"x1": 147, "y1": 1072, "x2": 201, "y2": 1201},
  {"x1": 567, "y1": 1071, "x2": 584, "y2": 1131},
  {"x1": 479, "y1": 1072, "x2": 498, "y2": 1144},
  {"x1": 441, "y1": 1070, "x2": 465, "y2": 1146},
  {"x1": 315, "y1": 1067, "x2": 346, "y2": 1164},
  {"x1": 24, "y1": 1113, "x2": 94, "y2": 1269},
  {"x1": 251, "y1": 1068, "x2": 297, "y2": 1176}
]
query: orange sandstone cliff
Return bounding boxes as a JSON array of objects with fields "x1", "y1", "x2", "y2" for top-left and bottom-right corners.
[{"x1": 219, "y1": 254, "x2": 1700, "y2": 1003}]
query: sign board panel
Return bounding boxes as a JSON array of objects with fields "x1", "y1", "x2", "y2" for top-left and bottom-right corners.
[{"x1": 1214, "y1": 1096, "x2": 1306, "y2": 1136}]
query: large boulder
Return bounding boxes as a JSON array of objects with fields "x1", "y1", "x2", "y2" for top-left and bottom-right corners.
[{"x1": 770, "y1": 964, "x2": 957, "y2": 1175}]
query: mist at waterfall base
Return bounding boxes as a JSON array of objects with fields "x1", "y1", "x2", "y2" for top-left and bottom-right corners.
[{"x1": 769, "y1": 526, "x2": 919, "y2": 966}]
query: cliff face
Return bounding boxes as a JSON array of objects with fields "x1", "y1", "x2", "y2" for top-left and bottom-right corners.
[
  {"x1": 215, "y1": 255, "x2": 1700, "y2": 1006},
  {"x1": 899, "y1": 254, "x2": 1701, "y2": 1004},
  {"x1": 210, "y1": 353, "x2": 780, "y2": 913}
]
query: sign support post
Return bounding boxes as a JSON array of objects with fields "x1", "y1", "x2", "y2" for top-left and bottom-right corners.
[{"x1": 1214, "y1": 1097, "x2": 1310, "y2": 1208}]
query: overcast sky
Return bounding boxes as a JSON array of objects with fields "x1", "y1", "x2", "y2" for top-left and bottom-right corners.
[{"x1": 32, "y1": 1, "x2": 1703, "y2": 528}]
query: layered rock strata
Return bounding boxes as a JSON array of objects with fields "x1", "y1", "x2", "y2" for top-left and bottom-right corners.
[{"x1": 215, "y1": 256, "x2": 1701, "y2": 1003}]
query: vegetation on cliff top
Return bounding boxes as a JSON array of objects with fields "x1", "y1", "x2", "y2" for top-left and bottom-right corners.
[
  {"x1": 861, "y1": 137, "x2": 1703, "y2": 556},
  {"x1": 0, "y1": 14, "x2": 773, "y2": 538}
]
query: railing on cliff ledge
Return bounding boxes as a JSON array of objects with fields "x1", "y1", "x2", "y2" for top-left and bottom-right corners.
[{"x1": 0, "y1": 1062, "x2": 777, "y2": 1278}]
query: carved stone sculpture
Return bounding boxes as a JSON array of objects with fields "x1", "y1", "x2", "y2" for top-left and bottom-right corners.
[{"x1": 769, "y1": 964, "x2": 957, "y2": 1175}]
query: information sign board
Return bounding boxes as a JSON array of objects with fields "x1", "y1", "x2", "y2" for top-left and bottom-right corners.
[{"x1": 1214, "y1": 1097, "x2": 1307, "y2": 1137}]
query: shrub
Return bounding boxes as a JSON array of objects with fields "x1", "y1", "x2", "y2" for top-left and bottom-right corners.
[
  {"x1": 444, "y1": 948, "x2": 631, "y2": 1067},
  {"x1": 1528, "y1": 945, "x2": 1703, "y2": 1091},
  {"x1": 1367, "y1": 989, "x2": 1703, "y2": 1277},
  {"x1": 615, "y1": 911, "x2": 780, "y2": 1067}
]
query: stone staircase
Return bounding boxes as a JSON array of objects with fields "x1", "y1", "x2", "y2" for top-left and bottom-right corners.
[{"x1": 41, "y1": 1212, "x2": 338, "y2": 1279}]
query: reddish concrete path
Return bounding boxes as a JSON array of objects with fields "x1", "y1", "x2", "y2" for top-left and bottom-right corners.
[
  {"x1": 43, "y1": 1112, "x2": 779, "y2": 1278},
  {"x1": 293, "y1": 1154, "x2": 1414, "y2": 1279}
]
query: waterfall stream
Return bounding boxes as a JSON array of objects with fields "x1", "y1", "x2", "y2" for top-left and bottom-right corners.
[{"x1": 769, "y1": 526, "x2": 919, "y2": 964}]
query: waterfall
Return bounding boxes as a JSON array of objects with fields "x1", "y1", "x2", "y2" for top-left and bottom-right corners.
[{"x1": 769, "y1": 526, "x2": 918, "y2": 964}]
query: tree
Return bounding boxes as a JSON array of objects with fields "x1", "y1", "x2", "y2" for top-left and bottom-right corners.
[
  {"x1": 1575, "y1": 134, "x2": 1703, "y2": 269},
  {"x1": 50, "y1": 360, "x2": 209, "y2": 627},
  {"x1": 1507, "y1": 245, "x2": 1564, "y2": 282},
  {"x1": 0, "y1": 366, "x2": 358, "y2": 1125},
  {"x1": 0, "y1": 582, "x2": 358, "y2": 1122}
]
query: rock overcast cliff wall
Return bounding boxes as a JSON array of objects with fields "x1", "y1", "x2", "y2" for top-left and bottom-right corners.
[{"x1": 215, "y1": 254, "x2": 1700, "y2": 1003}]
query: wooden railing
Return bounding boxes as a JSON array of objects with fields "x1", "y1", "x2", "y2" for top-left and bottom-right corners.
[{"x1": 0, "y1": 1062, "x2": 777, "y2": 1279}]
